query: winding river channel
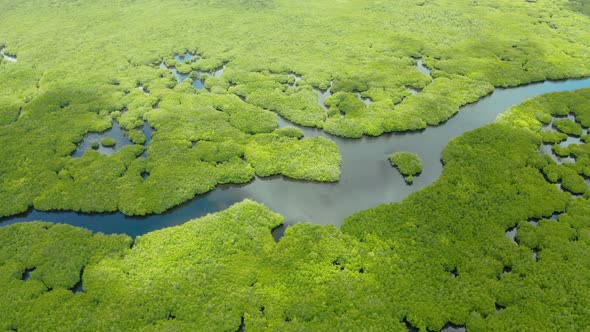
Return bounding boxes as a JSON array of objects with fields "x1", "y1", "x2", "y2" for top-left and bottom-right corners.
[{"x1": 2, "y1": 76, "x2": 590, "y2": 237}]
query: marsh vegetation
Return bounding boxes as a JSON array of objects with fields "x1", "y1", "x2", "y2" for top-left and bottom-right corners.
[
  {"x1": 1, "y1": 0, "x2": 590, "y2": 330},
  {"x1": 388, "y1": 152, "x2": 423, "y2": 184},
  {"x1": 1, "y1": 0, "x2": 590, "y2": 218}
]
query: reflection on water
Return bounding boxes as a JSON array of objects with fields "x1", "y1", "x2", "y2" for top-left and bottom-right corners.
[
  {"x1": 408, "y1": 86, "x2": 421, "y2": 95},
  {"x1": 73, "y1": 122, "x2": 153, "y2": 158},
  {"x1": 139, "y1": 122, "x2": 154, "y2": 158},
  {"x1": 1, "y1": 47, "x2": 17, "y2": 62},
  {"x1": 212, "y1": 66, "x2": 224, "y2": 78},
  {"x1": 505, "y1": 226, "x2": 518, "y2": 244},
  {"x1": 0, "y1": 187, "x2": 245, "y2": 237},
  {"x1": 271, "y1": 223, "x2": 289, "y2": 242},
  {"x1": 441, "y1": 324, "x2": 466, "y2": 332},
  {"x1": 192, "y1": 79, "x2": 205, "y2": 89},
  {"x1": 416, "y1": 58, "x2": 431, "y2": 76},
  {"x1": 315, "y1": 81, "x2": 333, "y2": 110},
  {"x1": 3, "y1": 74, "x2": 590, "y2": 236},
  {"x1": 540, "y1": 114, "x2": 588, "y2": 166},
  {"x1": 170, "y1": 66, "x2": 190, "y2": 83},
  {"x1": 291, "y1": 74, "x2": 302, "y2": 87},
  {"x1": 22, "y1": 268, "x2": 35, "y2": 281},
  {"x1": 161, "y1": 53, "x2": 225, "y2": 90},
  {"x1": 560, "y1": 135, "x2": 582, "y2": 148},
  {"x1": 175, "y1": 52, "x2": 195, "y2": 63},
  {"x1": 356, "y1": 92, "x2": 371, "y2": 106},
  {"x1": 137, "y1": 85, "x2": 150, "y2": 96},
  {"x1": 72, "y1": 122, "x2": 132, "y2": 157},
  {"x1": 540, "y1": 144, "x2": 575, "y2": 165}
]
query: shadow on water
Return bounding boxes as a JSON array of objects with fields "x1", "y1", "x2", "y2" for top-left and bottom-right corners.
[
  {"x1": 356, "y1": 91, "x2": 372, "y2": 106},
  {"x1": 416, "y1": 58, "x2": 431, "y2": 76},
  {"x1": 271, "y1": 223, "x2": 290, "y2": 242},
  {"x1": 162, "y1": 52, "x2": 225, "y2": 90},
  {"x1": 22, "y1": 268, "x2": 35, "y2": 281},
  {"x1": 315, "y1": 81, "x2": 333, "y2": 109},
  {"x1": 0, "y1": 185, "x2": 248, "y2": 238},
  {"x1": 539, "y1": 115, "x2": 588, "y2": 169},
  {"x1": 2, "y1": 70, "x2": 590, "y2": 236},
  {"x1": 72, "y1": 122, "x2": 132, "y2": 157},
  {"x1": 1, "y1": 47, "x2": 17, "y2": 62},
  {"x1": 73, "y1": 122, "x2": 153, "y2": 158},
  {"x1": 70, "y1": 269, "x2": 85, "y2": 294},
  {"x1": 402, "y1": 318, "x2": 466, "y2": 332},
  {"x1": 441, "y1": 324, "x2": 466, "y2": 332},
  {"x1": 175, "y1": 52, "x2": 195, "y2": 63}
]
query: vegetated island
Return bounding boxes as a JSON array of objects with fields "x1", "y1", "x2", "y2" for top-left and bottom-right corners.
[
  {"x1": 1, "y1": 0, "x2": 590, "y2": 330},
  {"x1": 2, "y1": 88, "x2": 590, "y2": 331},
  {"x1": 388, "y1": 151, "x2": 423, "y2": 184},
  {"x1": 100, "y1": 137, "x2": 116, "y2": 147},
  {"x1": 0, "y1": 0, "x2": 590, "y2": 218}
]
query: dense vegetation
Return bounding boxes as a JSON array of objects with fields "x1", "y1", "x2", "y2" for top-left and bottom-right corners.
[
  {"x1": 388, "y1": 151, "x2": 423, "y2": 183},
  {"x1": 2, "y1": 89, "x2": 590, "y2": 330},
  {"x1": 344, "y1": 88, "x2": 590, "y2": 330},
  {"x1": 1, "y1": 0, "x2": 590, "y2": 216},
  {"x1": 2, "y1": 0, "x2": 590, "y2": 330},
  {"x1": 100, "y1": 137, "x2": 116, "y2": 147}
]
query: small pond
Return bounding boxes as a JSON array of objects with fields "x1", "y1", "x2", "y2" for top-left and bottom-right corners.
[
  {"x1": 72, "y1": 122, "x2": 153, "y2": 158},
  {"x1": 1, "y1": 47, "x2": 17, "y2": 62}
]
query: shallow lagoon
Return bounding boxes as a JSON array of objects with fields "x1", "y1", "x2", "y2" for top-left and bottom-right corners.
[{"x1": 2, "y1": 76, "x2": 590, "y2": 237}]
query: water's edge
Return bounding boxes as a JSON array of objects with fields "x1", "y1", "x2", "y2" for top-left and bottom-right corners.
[{"x1": 2, "y1": 77, "x2": 590, "y2": 237}]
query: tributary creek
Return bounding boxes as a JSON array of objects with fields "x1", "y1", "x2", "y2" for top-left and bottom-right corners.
[{"x1": 2, "y1": 75, "x2": 590, "y2": 237}]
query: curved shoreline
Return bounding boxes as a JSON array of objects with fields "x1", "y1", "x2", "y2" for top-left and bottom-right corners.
[{"x1": 2, "y1": 76, "x2": 590, "y2": 236}]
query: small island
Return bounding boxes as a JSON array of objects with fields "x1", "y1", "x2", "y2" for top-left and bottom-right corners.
[
  {"x1": 388, "y1": 152, "x2": 423, "y2": 184},
  {"x1": 101, "y1": 137, "x2": 116, "y2": 147}
]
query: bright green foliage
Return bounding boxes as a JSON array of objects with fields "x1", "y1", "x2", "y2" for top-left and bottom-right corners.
[
  {"x1": 395, "y1": 75, "x2": 494, "y2": 126},
  {"x1": 388, "y1": 152, "x2": 423, "y2": 183},
  {"x1": 2, "y1": 1, "x2": 590, "y2": 330},
  {"x1": 0, "y1": 201, "x2": 281, "y2": 330},
  {"x1": 128, "y1": 129, "x2": 146, "y2": 144},
  {"x1": 0, "y1": 201, "x2": 407, "y2": 331},
  {"x1": 540, "y1": 130, "x2": 567, "y2": 144},
  {"x1": 34, "y1": 145, "x2": 144, "y2": 213},
  {"x1": 100, "y1": 137, "x2": 116, "y2": 147},
  {"x1": 0, "y1": 222, "x2": 131, "y2": 331},
  {"x1": 327, "y1": 92, "x2": 367, "y2": 115},
  {"x1": 342, "y1": 89, "x2": 590, "y2": 330},
  {"x1": 2, "y1": 91, "x2": 589, "y2": 330},
  {"x1": 245, "y1": 135, "x2": 341, "y2": 181},
  {"x1": 553, "y1": 118, "x2": 583, "y2": 136},
  {"x1": 0, "y1": 0, "x2": 589, "y2": 216},
  {"x1": 0, "y1": 66, "x2": 38, "y2": 126},
  {"x1": 0, "y1": 70, "x2": 336, "y2": 218},
  {"x1": 274, "y1": 126, "x2": 304, "y2": 139},
  {"x1": 81, "y1": 200, "x2": 284, "y2": 330},
  {"x1": 250, "y1": 224, "x2": 404, "y2": 330}
]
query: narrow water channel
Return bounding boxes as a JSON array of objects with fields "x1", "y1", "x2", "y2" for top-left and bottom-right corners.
[
  {"x1": 162, "y1": 52, "x2": 225, "y2": 89},
  {"x1": 2, "y1": 76, "x2": 590, "y2": 237},
  {"x1": 0, "y1": 47, "x2": 17, "y2": 62}
]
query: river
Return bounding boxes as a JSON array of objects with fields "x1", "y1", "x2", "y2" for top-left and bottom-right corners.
[{"x1": 2, "y1": 72, "x2": 590, "y2": 237}]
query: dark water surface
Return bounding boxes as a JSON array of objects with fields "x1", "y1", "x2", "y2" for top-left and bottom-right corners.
[
  {"x1": 2, "y1": 76, "x2": 590, "y2": 237},
  {"x1": 73, "y1": 122, "x2": 153, "y2": 158},
  {"x1": 163, "y1": 52, "x2": 225, "y2": 90}
]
